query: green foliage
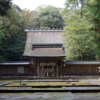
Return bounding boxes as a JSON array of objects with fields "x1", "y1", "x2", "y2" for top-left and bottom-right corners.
[
  {"x1": 19, "y1": 6, "x2": 64, "y2": 29},
  {"x1": 38, "y1": 6, "x2": 64, "y2": 29},
  {"x1": 20, "y1": 8, "x2": 30, "y2": 29},
  {"x1": 0, "y1": 20, "x2": 5, "y2": 60},
  {"x1": 0, "y1": 5, "x2": 26, "y2": 61},
  {"x1": 63, "y1": 0, "x2": 97, "y2": 61},
  {"x1": 0, "y1": 34, "x2": 25, "y2": 61},
  {"x1": 65, "y1": 0, "x2": 87, "y2": 9},
  {"x1": 63, "y1": 13, "x2": 96, "y2": 60},
  {"x1": 87, "y1": 0, "x2": 100, "y2": 60},
  {"x1": 0, "y1": 21, "x2": 5, "y2": 43},
  {"x1": 28, "y1": 11, "x2": 40, "y2": 29},
  {"x1": 0, "y1": 0, "x2": 12, "y2": 16}
]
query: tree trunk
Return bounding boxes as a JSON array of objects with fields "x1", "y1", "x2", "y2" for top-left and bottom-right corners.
[{"x1": 80, "y1": 50, "x2": 82, "y2": 61}]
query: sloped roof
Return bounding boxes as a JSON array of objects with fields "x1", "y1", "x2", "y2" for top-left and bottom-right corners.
[
  {"x1": 23, "y1": 30, "x2": 65, "y2": 57},
  {"x1": 23, "y1": 48, "x2": 65, "y2": 57},
  {"x1": 66, "y1": 61, "x2": 100, "y2": 65},
  {"x1": 0, "y1": 61, "x2": 30, "y2": 65},
  {"x1": 25, "y1": 29, "x2": 62, "y2": 32}
]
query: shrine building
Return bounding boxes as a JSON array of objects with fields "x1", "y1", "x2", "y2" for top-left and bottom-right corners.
[
  {"x1": 0, "y1": 29, "x2": 100, "y2": 78},
  {"x1": 23, "y1": 29, "x2": 65, "y2": 77}
]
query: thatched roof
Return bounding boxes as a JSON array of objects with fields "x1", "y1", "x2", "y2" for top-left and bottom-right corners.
[{"x1": 23, "y1": 30, "x2": 65, "y2": 57}]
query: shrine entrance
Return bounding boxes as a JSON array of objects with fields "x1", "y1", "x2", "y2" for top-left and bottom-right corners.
[{"x1": 39, "y1": 59, "x2": 56, "y2": 77}]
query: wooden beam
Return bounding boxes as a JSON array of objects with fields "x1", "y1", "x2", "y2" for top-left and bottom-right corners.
[
  {"x1": 37, "y1": 58, "x2": 40, "y2": 78},
  {"x1": 56, "y1": 58, "x2": 58, "y2": 77}
]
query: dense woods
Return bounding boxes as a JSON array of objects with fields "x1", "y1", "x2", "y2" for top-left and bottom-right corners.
[
  {"x1": 0, "y1": 0, "x2": 100, "y2": 61},
  {"x1": 63, "y1": 0, "x2": 100, "y2": 61}
]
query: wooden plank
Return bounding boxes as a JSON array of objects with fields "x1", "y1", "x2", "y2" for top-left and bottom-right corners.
[
  {"x1": 56, "y1": 58, "x2": 58, "y2": 77},
  {"x1": 37, "y1": 58, "x2": 40, "y2": 78}
]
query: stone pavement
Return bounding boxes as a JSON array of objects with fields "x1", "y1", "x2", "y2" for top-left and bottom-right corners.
[
  {"x1": 0, "y1": 92, "x2": 100, "y2": 100},
  {"x1": 0, "y1": 81, "x2": 13, "y2": 86},
  {"x1": 80, "y1": 79, "x2": 100, "y2": 85}
]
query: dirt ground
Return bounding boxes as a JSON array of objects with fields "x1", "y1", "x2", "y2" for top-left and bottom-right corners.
[{"x1": 0, "y1": 92, "x2": 100, "y2": 100}]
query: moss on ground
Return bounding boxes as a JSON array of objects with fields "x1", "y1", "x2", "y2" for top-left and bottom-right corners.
[{"x1": 5, "y1": 81, "x2": 87, "y2": 86}]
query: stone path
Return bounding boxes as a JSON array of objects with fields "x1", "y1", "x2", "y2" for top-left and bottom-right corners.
[
  {"x1": 0, "y1": 81, "x2": 13, "y2": 86},
  {"x1": 80, "y1": 79, "x2": 100, "y2": 85},
  {"x1": 0, "y1": 92, "x2": 100, "y2": 100}
]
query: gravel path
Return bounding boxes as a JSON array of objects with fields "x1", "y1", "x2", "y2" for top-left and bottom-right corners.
[{"x1": 0, "y1": 92, "x2": 100, "y2": 100}]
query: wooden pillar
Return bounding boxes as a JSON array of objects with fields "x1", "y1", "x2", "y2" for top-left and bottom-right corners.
[
  {"x1": 63, "y1": 66, "x2": 64, "y2": 77},
  {"x1": 89, "y1": 66, "x2": 91, "y2": 75},
  {"x1": 81, "y1": 65, "x2": 82, "y2": 75},
  {"x1": 69, "y1": 66, "x2": 70, "y2": 77},
  {"x1": 56, "y1": 58, "x2": 58, "y2": 77},
  {"x1": 37, "y1": 58, "x2": 40, "y2": 78}
]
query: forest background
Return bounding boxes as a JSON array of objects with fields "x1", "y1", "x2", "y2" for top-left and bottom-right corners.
[{"x1": 0, "y1": 0, "x2": 99, "y2": 61}]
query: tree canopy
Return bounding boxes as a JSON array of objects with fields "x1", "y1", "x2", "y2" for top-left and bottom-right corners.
[
  {"x1": 20, "y1": 6, "x2": 64, "y2": 29},
  {"x1": 87, "y1": 0, "x2": 100, "y2": 60},
  {"x1": 0, "y1": 5, "x2": 25, "y2": 61},
  {"x1": 63, "y1": 0, "x2": 97, "y2": 61},
  {"x1": 38, "y1": 6, "x2": 64, "y2": 29},
  {"x1": 0, "y1": 0, "x2": 12, "y2": 16}
]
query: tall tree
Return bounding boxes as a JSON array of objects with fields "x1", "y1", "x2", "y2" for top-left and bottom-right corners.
[
  {"x1": 20, "y1": 8, "x2": 30, "y2": 29},
  {"x1": 0, "y1": 21, "x2": 4, "y2": 44},
  {"x1": 0, "y1": 0, "x2": 12, "y2": 16},
  {"x1": 87, "y1": 0, "x2": 100, "y2": 60},
  {"x1": 28, "y1": 11, "x2": 40, "y2": 29},
  {"x1": 63, "y1": 0, "x2": 97, "y2": 61},
  {"x1": 19, "y1": 6, "x2": 64, "y2": 29},
  {"x1": 38, "y1": 5, "x2": 64, "y2": 29},
  {"x1": 0, "y1": 20, "x2": 5, "y2": 61},
  {"x1": 0, "y1": 5, "x2": 26, "y2": 61},
  {"x1": 63, "y1": 13, "x2": 96, "y2": 61}
]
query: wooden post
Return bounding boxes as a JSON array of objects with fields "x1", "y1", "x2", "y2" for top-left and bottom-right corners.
[
  {"x1": 63, "y1": 66, "x2": 64, "y2": 77},
  {"x1": 81, "y1": 65, "x2": 82, "y2": 75},
  {"x1": 56, "y1": 58, "x2": 58, "y2": 77},
  {"x1": 20, "y1": 73, "x2": 21, "y2": 86},
  {"x1": 37, "y1": 58, "x2": 40, "y2": 78},
  {"x1": 69, "y1": 66, "x2": 70, "y2": 77},
  {"x1": 89, "y1": 66, "x2": 91, "y2": 75}
]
